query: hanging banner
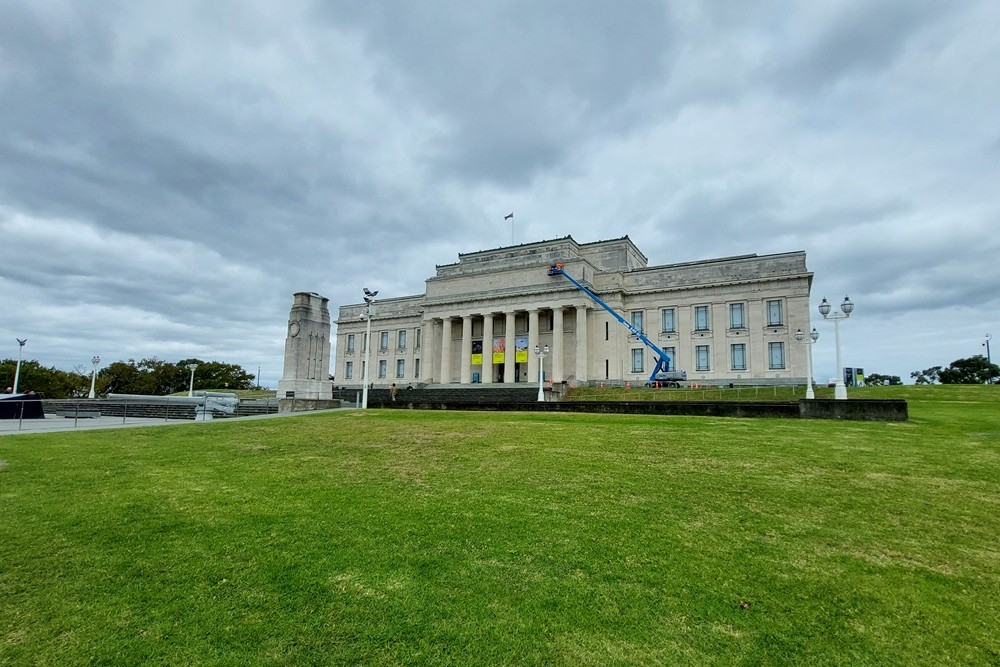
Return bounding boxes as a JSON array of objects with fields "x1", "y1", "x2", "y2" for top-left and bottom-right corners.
[
  {"x1": 492, "y1": 337, "x2": 505, "y2": 364},
  {"x1": 471, "y1": 340, "x2": 483, "y2": 366},
  {"x1": 515, "y1": 336, "x2": 528, "y2": 363}
]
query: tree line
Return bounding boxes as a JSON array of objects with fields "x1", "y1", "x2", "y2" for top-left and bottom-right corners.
[
  {"x1": 1, "y1": 358, "x2": 257, "y2": 398},
  {"x1": 911, "y1": 355, "x2": 999, "y2": 384}
]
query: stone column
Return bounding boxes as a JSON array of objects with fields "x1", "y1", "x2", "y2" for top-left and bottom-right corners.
[
  {"x1": 552, "y1": 307, "x2": 564, "y2": 383},
  {"x1": 482, "y1": 313, "x2": 494, "y2": 384},
  {"x1": 575, "y1": 305, "x2": 588, "y2": 382},
  {"x1": 527, "y1": 309, "x2": 540, "y2": 383},
  {"x1": 504, "y1": 311, "x2": 516, "y2": 383},
  {"x1": 460, "y1": 315, "x2": 473, "y2": 384},
  {"x1": 441, "y1": 317, "x2": 453, "y2": 384}
]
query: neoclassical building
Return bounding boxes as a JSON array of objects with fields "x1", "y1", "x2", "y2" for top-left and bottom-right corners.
[{"x1": 334, "y1": 236, "x2": 814, "y2": 387}]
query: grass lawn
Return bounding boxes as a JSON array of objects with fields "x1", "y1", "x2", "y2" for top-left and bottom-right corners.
[{"x1": 1, "y1": 386, "x2": 998, "y2": 665}]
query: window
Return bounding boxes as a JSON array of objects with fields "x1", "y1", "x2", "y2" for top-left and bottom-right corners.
[
  {"x1": 396, "y1": 359, "x2": 405, "y2": 378},
  {"x1": 362, "y1": 333, "x2": 368, "y2": 353},
  {"x1": 605, "y1": 321, "x2": 609, "y2": 341},
  {"x1": 397, "y1": 330, "x2": 406, "y2": 349},
  {"x1": 696, "y1": 345, "x2": 711, "y2": 371},
  {"x1": 731, "y1": 344, "x2": 746, "y2": 371},
  {"x1": 729, "y1": 303, "x2": 746, "y2": 329},
  {"x1": 661, "y1": 308, "x2": 676, "y2": 333},
  {"x1": 415, "y1": 329, "x2": 422, "y2": 349},
  {"x1": 378, "y1": 359, "x2": 387, "y2": 379},
  {"x1": 767, "y1": 300, "x2": 784, "y2": 327},
  {"x1": 414, "y1": 358, "x2": 420, "y2": 379},
  {"x1": 379, "y1": 331, "x2": 389, "y2": 351},
  {"x1": 345, "y1": 361, "x2": 353, "y2": 379},
  {"x1": 630, "y1": 311, "x2": 644, "y2": 334},
  {"x1": 769, "y1": 342, "x2": 785, "y2": 369},
  {"x1": 346, "y1": 334, "x2": 355, "y2": 354},
  {"x1": 664, "y1": 346, "x2": 677, "y2": 371},
  {"x1": 694, "y1": 306, "x2": 710, "y2": 331},
  {"x1": 631, "y1": 348, "x2": 644, "y2": 373}
]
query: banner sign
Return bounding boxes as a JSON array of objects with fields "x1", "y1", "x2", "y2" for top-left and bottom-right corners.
[
  {"x1": 515, "y1": 336, "x2": 528, "y2": 363},
  {"x1": 492, "y1": 337, "x2": 505, "y2": 364},
  {"x1": 471, "y1": 340, "x2": 483, "y2": 366}
]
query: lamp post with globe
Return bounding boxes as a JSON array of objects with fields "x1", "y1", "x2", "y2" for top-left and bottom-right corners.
[
  {"x1": 794, "y1": 328, "x2": 819, "y2": 399},
  {"x1": 818, "y1": 296, "x2": 854, "y2": 400},
  {"x1": 88, "y1": 356, "x2": 101, "y2": 399}
]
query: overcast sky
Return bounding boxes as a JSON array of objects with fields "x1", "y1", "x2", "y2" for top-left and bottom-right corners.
[{"x1": 2, "y1": 0, "x2": 998, "y2": 387}]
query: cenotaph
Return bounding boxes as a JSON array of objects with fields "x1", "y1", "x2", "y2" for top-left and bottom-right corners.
[{"x1": 276, "y1": 292, "x2": 335, "y2": 404}]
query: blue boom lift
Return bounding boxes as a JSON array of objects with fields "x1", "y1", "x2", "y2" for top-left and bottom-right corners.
[{"x1": 548, "y1": 263, "x2": 688, "y2": 387}]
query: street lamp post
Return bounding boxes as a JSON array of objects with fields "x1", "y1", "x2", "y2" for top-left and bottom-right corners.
[
  {"x1": 818, "y1": 296, "x2": 854, "y2": 400},
  {"x1": 88, "y1": 356, "x2": 101, "y2": 399},
  {"x1": 186, "y1": 363, "x2": 198, "y2": 397},
  {"x1": 794, "y1": 328, "x2": 819, "y2": 400},
  {"x1": 361, "y1": 288, "x2": 378, "y2": 410},
  {"x1": 534, "y1": 344, "x2": 549, "y2": 402},
  {"x1": 986, "y1": 334, "x2": 993, "y2": 384},
  {"x1": 12, "y1": 338, "x2": 27, "y2": 394}
]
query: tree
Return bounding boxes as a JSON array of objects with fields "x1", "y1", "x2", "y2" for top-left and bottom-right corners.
[
  {"x1": 864, "y1": 373, "x2": 902, "y2": 386},
  {"x1": 0, "y1": 359, "x2": 87, "y2": 398},
  {"x1": 177, "y1": 359, "x2": 255, "y2": 391},
  {"x1": 938, "y1": 355, "x2": 1000, "y2": 385},
  {"x1": 910, "y1": 366, "x2": 942, "y2": 384}
]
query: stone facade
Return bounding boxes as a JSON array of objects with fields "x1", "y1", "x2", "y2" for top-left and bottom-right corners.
[
  {"x1": 276, "y1": 292, "x2": 333, "y2": 399},
  {"x1": 334, "y1": 236, "x2": 814, "y2": 387}
]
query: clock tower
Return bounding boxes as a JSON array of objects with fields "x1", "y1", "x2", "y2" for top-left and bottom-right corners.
[{"x1": 276, "y1": 292, "x2": 333, "y2": 400}]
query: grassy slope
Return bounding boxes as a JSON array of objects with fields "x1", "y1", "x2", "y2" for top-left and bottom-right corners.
[{"x1": 1, "y1": 386, "x2": 998, "y2": 665}]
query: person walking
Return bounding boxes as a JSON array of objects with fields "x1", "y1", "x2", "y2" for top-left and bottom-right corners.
[{"x1": 389, "y1": 383, "x2": 398, "y2": 401}]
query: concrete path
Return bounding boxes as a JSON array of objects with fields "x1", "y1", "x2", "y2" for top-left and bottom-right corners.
[{"x1": 0, "y1": 407, "x2": 356, "y2": 437}]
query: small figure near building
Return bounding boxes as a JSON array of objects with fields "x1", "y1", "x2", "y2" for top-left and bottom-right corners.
[{"x1": 389, "y1": 383, "x2": 398, "y2": 401}]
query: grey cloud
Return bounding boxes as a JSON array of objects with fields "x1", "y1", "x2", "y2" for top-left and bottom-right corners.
[{"x1": 769, "y1": 1, "x2": 950, "y2": 93}]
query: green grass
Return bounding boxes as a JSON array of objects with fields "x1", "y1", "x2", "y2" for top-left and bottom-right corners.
[{"x1": 1, "y1": 386, "x2": 998, "y2": 665}]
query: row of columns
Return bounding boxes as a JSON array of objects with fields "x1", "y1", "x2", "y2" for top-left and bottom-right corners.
[{"x1": 432, "y1": 306, "x2": 589, "y2": 385}]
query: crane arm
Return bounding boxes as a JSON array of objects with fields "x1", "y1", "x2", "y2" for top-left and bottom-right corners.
[{"x1": 547, "y1": 263, "x2": 681, "y2": 382}]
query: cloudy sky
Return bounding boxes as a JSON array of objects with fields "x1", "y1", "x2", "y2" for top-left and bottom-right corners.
[{"x1": 2, "y1": 0, "x2": 998, "y2": 387}]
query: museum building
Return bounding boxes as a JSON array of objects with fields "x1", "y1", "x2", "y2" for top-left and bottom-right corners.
[{"x1": 333, "y1": 236, "x2": 814, "y2": 387}]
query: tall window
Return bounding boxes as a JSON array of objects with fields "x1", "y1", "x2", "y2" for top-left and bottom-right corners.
[
  {"x1": 379, "y1": 331, "x2": 389, "y2": 351},
  {"x1": 345, "y1": 361, "x2": 353, "y2": 379},
  {"x1": 767, "y1": 300, "x2": 784, "y2": 326},
  {"x1": 378, "y1": 359, "x2": 387, "y2": 378},
  {"x1": 696, "y1": 345, "x2": 711, "y2": 371},
  {"x1": 362, "y1": 333, "x2": 368, "y2": 353},
  {"x1": 661, "y1": 308, "x2": 676, "y2": 333},
  {"x1": 694, "y1": 306, "x2": 710, "y2": 331},
  {"x1": 397, "y1": 330, "x2": 406, "y2": 349},
  {"x1": 396, "y1": 359, "x2": 405, "y2": 378},
  {"x1": 768, "y1": 342, "x2": 785, "y2": 369},
  {"x1": 631, "y1": 349, "x2": 644, "y2": 372},
  {"x1": 346, "y1": 334, "x2": 355, "y2": 354},
  {"x1": 630, "y1": 311, "x2": 644, "y2": 334},
  {"x1": 731, "y1": 344, "x2": 747, "y2": 371},
  {"x1": 414, "y1": 358, "x2": 420, "y2": 379},
  {"x1": 415, "y1": 329, "x2": 422, "y2": 349},
  {"x1": 729, "y1": 303, "x2": 746, "y2": 329},
  {"x1": 664, "y1": 346, "x2": 677, "y2": 370}
]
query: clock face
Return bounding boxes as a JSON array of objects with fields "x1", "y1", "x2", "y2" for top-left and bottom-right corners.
[{"x1": 288, "y1": 321, "x2": 301, "y2": 337}]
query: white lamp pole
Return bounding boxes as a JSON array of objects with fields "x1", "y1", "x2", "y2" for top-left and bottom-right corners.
[
  {"x1": 534, "y1": 344, "x2": 549, "y2": 402},
  {"x1": 818, "y1": 296, "x2": 854, "y2": 400},
  {"x1": 794, "y1": 328, "x2": 819, "y2": 400},
  {"x1": 186, "y1": 363, "x2": 198, "y2": 397},
  {"x1": 12, "y1": 338, "x2": 27, "y2": 394},
  {"x1": 361, "y1": 288, "x2": 379, "y2": 410},
  {"x1": 88, "y1": 355, "x2": 101, "y2": 399}
]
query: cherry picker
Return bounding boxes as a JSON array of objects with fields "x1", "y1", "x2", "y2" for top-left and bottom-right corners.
[{"x1": 547, "y1": 263, "x2": 688, "y2": 387}]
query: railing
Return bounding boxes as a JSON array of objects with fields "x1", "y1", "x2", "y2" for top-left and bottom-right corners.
[{"x1": 0, "y1": 397, "x2": 280, "y2": 434}]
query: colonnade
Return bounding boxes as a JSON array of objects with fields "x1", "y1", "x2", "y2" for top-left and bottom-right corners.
[{"x1": 427, "y1": 305, "x2": 589, "y2": 385}]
